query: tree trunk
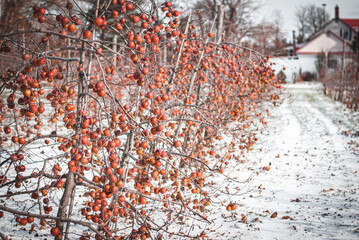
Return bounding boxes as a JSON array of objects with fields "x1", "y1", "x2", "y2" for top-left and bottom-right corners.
[{"x1": 55, "y1": 172, "x2": 75, "y2": 238}]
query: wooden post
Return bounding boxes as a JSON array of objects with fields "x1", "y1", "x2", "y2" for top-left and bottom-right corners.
[
  {"x1": 342, "y1": 39, "x2": 346, "y2": 70},
  {"x1": 216, "y1": 5, "x2": 225, "y2": 43},
  {"x1": 113, "y1": 35, "x2": 118, "y2": 67},
  {"x1": 339, "y1": 40, "x2": 346, "y2": 102},
  {"x1": 292, "y1": 31, "x2": 296, "y2": 56},
  {"x1": 325, "y1": 51, "x2": 328, "y2": 76},
  {"x1": 22, "y1": 23, "x2": 25, "y2": 55},
  {"x1": 163, "y1": 43, "x2": 167, "y2": 67}
]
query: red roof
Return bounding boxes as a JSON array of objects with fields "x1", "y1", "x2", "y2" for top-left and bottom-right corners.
[{"x1": 342, "y1": 19, "x2": 359, "y2": 31}]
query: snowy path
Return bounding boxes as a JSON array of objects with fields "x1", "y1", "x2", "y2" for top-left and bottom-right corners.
[{"x1": 208, "y1": 83, "x2": 359, "y2": 239}]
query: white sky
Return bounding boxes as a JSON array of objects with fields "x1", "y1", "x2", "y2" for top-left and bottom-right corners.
[{"x1": 256, "y1": 0, "x2": 359, "y2": 40}]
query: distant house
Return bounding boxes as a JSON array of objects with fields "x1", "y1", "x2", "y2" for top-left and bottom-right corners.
[
  {"x1": 276, "y1": 5, "x2": 358, "y2": 82},
  {"x1": 295, "y1": 5, "x2": 358, "y2": 75}
]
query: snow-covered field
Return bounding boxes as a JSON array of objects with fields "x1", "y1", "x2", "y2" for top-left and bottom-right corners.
[{"x1": 204, "y1": 82, "x2": 359, "y2": 239}]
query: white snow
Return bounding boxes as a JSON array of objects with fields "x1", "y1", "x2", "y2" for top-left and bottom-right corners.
[
  {"x1": 270, "y1": 56, "x2": 319, "y2": 83},
  {"x1": 203, "y1": 82, "x2": 359, "y2": 239}
]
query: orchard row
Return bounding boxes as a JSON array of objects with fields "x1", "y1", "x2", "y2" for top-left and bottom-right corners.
[{"x1": 0, "y1": 0, "x2": 282, "y2": 239}]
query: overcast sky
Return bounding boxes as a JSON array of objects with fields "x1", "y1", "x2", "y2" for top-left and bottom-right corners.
[{"x1": 256, "y1": 0, "x2": 359, "y2": 40}]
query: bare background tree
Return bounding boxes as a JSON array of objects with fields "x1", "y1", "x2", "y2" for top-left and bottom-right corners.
[
  {"x1": 241, "y1": 9, "x2": 287, "y2": 55},
  {"x1": 190, "y1": 0, "x2": 260, "y2": 41},
  {"x1": 295, "y1": 4, "x2": 330, "y2": 43},
  {"x1": 272, "y1": 9, "x2": 285, "y2": 50}
]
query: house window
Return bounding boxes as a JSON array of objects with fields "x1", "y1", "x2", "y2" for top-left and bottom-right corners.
[
  {"x1": 339, "y1": 29, "x2": 350, "y2": 40},
  {"x1": 329, "y1": 58, "x2": 338, "y2": 69}
]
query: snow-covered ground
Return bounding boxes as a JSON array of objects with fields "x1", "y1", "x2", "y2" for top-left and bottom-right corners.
[
  {"x1": 1, "y1": 82, "x2": 358, "y2": 240},
  {"x1": 205, "y1": 82, "x2": 359, "y2": 239}
]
